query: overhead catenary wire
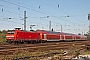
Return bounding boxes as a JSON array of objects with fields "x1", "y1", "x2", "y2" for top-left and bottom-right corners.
[
  {"x1": 0, "y1": 9, "x2": 49, "y2": 27},
  {"x1": 1, "y1": 0, "x2": 85, "y2": 27},
  {"x1": 0, "y1": 0, "x2": 88, "y2": 33},
  {"x1": 0, "y1": 11, "x2": 23, "y2": 25},
  {"x1": 36, "y1": 0, "x2": 88, "y2": 27},
  {"x1": 0, "y1": 1, "x2": 56, "y2": 28},
  {"x1": 0, "y1": 9, "x2": 50, "y2": 30},
  {"x1": 37, "y1": 0, "x2": 68, "y2": 14}
]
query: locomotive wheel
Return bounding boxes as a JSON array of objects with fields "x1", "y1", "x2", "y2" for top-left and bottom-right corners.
[
  {"x1": 31, "y1": 41, "x2": 34, "y2": 44},
  {"x1": 6, "y1": 40, "x2": 13, "y2": 44},
  {"x1": 14, "y1": 41, "x2": 18, "y2": 44},
  {"x1": 27, "y1": 41, "x2": 31, "y2": 44},
  {"x1": 20, "y1": 41, "x2": 24, "y2": 44},
  {"x1": 20, "y1": 42, "x2": 24, "y2": 44},
  {"x1": 9, "y1": 41, "x2": 12, "y2": 44}
]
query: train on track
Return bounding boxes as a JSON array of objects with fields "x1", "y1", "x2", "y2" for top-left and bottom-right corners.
[{"x1": 6, "y1": 28, "x2": 87, "y2": 44}]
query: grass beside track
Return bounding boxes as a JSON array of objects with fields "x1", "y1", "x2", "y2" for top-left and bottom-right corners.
[
  {"x1": 82, "y1": 50, "x2": 90, "y2": 55},
  {"x1": 0, "y1": 40, "x2": 90, "y2": 60},
  {"x1": 0, "y1": 46, "x2": 90, "y2": 60}
]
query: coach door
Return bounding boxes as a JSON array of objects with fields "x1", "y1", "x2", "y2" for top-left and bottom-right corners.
[
  {"x1": 60, "y1": 35, "x2": 62, "y2": 40},
  {"x1": 43, "y1": 34, "x2": 47, "y2": 40}
]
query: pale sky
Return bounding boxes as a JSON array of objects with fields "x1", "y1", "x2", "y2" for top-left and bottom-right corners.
[{"x1": 0, "y1": 0, "x2": 90, "y2": 34}]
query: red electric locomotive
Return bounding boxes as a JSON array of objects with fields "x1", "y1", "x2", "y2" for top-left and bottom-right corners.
[{"x1": 6, "y1": 28, "x2": 40, "y2": 43}]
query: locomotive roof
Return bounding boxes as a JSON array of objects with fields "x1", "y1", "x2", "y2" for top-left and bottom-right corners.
[{"x1": 7, "y1": 29, "x2": 38, "y2": 33}]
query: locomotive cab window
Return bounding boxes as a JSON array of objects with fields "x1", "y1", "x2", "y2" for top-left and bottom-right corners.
[
  {"x1": 7, "y1": 32, "x2": 14, "y2": 34},
  {"x1": 17, "y1": 32, "x2": 18, "y2": 35}
]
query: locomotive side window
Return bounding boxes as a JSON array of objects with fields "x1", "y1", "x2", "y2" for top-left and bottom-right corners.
[{"x1": 17, "y1": 32, "x2": 18, "y2": 35}]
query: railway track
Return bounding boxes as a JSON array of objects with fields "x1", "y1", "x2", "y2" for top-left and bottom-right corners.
[{"x1": 0, "y1": 40, "x2": 90, "y2": 55}]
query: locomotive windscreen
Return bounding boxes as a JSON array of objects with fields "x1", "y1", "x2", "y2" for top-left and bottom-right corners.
[{"x1": 7, "y1": 30, "x2": 15, "y2": 34}]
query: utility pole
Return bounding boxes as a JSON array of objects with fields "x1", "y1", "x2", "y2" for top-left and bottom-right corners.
[
  {"x1": 88, "y1": 14, "x2": 90, "y2": 40},
  {"x1": 60, "y1": 25, "x2": 62, "y2": 32},
  {"x1": 88, "y1": 14, "x2": 90, "y2": 34},
  {"x1": 49, "y1": 21, "x2": 51, "y2": 31},
  {"x1": 24, "y1": 11, "x2": 26, "y2": 31}
]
